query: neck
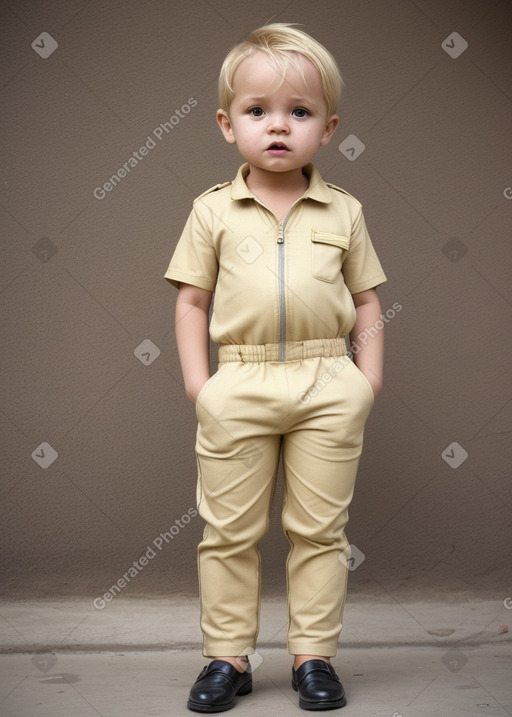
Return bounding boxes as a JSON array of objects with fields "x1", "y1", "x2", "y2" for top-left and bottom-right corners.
[{"x1": 245, "y1": 165, "x2": 309, "y2": 196}]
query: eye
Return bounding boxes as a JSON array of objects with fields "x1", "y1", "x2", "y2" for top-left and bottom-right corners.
[
  {"x1": 292, "y1": 107, "x2": 309, "y2": 118},
  {"x1": 249, "y1": 107, "x2": 264, "y2": 117}
]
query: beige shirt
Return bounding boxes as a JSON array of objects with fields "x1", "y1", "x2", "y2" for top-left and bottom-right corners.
[{"x1": 165, "y1": 163, "x2": 387, "y2": 346}]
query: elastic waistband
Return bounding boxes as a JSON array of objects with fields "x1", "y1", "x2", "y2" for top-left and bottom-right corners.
[{"x1": 218, "y1": 338, "x2": 347, "y2": 363}]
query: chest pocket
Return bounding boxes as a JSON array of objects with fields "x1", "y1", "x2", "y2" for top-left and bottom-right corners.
[{"x1": 311, "y1": 231, "x2": 350, "y2": 283}]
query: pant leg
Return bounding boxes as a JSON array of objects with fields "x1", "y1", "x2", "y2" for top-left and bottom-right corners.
[
  {"x1": 281, "y1": 356, "x2": 375, "y2": 657},
  {"x1": 194, "y1": 361, "x2": 283, "y2": 657}
]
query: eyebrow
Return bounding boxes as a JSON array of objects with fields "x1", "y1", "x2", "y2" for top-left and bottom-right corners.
[{"x1": 240, "y1": 95, "x2": 312, "y2": 104}]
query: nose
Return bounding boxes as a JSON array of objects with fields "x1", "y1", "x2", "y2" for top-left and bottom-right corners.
[{"x1": 266, "y1": 113, "x2": 290, "y2": 134}]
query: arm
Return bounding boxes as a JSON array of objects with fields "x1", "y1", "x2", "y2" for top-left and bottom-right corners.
[
  {"x1": 175, "y1": 282, "x2": 213, "y2": 404},
  {"x1": 349, "y1": 288, "x2": 384, "y2": 399}
]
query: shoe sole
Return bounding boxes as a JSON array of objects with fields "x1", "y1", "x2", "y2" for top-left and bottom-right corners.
[
  {"x1": 297, "y1": 696, "x2": 347, "y2": 711},
  {"x1": 187, "y1": 683, "x2": 252, "y2": 713},
  {"x1": 292, "y1": 683, "x2": 347, "y2": 711}
]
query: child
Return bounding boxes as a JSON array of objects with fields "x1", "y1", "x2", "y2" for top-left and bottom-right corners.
[{"x1": 165, "y1": 23, "x2": 387, "y2": 712}]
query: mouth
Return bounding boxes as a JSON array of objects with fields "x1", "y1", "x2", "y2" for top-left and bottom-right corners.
[{"x1": 266, "y1": 142, "x2": 290, "y2": 155}]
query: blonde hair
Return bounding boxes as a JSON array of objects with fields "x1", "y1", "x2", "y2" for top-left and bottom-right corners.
[{"x1": 218, "y1": 23, "x2": 343, "y2": 117}]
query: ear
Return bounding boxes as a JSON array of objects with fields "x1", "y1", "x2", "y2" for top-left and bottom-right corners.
[
  {"x1": 320, "y1": 114, "x2": 340, "y2": 146},
  {"x1": 216, "y1": 109, "x2": 236, "y2": 144}
]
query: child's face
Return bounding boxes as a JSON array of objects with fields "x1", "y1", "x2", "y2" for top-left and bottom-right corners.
[{"x1": 217, "y1": 50, "x2": 339, "y2": 174}]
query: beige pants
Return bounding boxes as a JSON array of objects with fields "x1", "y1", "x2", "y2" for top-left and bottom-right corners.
[{"x1": 194, "y1": 339, "x2": 374, "y2": 658}]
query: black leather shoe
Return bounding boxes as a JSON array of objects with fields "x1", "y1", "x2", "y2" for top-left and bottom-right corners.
[
  {"x1": 187, "y1": 659, "x2": 252, "y2": 713},
  {"x1": 292, "y1": 659, "x2": 346, "y2": 710}
]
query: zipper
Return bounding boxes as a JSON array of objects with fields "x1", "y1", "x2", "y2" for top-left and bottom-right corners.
[
  {"x1": 277, "y1": 221, "x2": 286, "y2": 361},
  {"x1": 253, "y1": 196, "x2": 302, "y2": 362},
  {"x1": 276, "y1": 205, "x2": 299, "y2": 362}
]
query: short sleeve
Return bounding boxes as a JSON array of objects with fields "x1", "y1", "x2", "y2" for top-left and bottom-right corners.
[
  {"x1": 164, "y1": 201, "x2": 218, "y2": 291},
  {"x1": 342, "y1": 208, "x2": 387, "y2": 294}
]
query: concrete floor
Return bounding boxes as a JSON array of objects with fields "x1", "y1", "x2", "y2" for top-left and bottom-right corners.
[{"x1": 1, "y1": 596, "x2": 511, "y2": 716}]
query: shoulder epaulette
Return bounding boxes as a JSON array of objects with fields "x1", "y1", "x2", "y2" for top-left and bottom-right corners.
[
  {"x1": 195, "y1": 181, "x2": 232, "y2": 201},
  {"x1": 325, "y1": 182, "x2": 357, "y2": 200}
]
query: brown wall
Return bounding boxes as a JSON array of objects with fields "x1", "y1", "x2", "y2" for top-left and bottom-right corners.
[{"x1": 1, "y1": 0, "x2": 511, "y2": 603}]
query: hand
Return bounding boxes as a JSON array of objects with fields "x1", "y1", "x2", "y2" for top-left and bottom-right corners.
[
  {"x1": 364, "y1": 373, "x2": 382, "y2": 399},
  {"x1": 186, "y1": 376, "x2": 211, "y2": 405}
]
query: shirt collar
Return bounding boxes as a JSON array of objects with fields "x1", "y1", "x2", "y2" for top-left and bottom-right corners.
[{"x1": 230, "y1": 163, "x2": 333, "y2": 204}]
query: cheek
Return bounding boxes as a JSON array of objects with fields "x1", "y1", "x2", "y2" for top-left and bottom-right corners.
[{"x1": 241, "y1": 125, "x2": 259, "y2": 141}]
